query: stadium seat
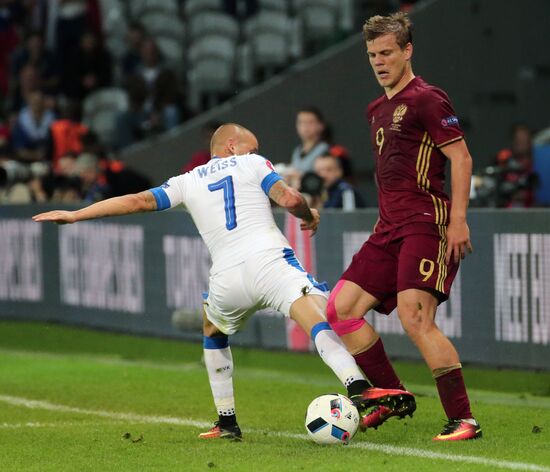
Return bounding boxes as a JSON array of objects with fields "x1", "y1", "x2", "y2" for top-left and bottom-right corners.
[
  {"x1": 156, "y1": 36, "x2": 184, "y2": 70},
  {"x1": 129, "y1": 0, "x2": 179, "y2": 17},
  {"x1": 187, "y1": 35, "x2": 236, "y2": 67},
  {"x1": 338, "y1": 0, "x2": 355, "y2": 33},
  {"x1": 295, "y1": 0, "x2": 339, "y2": 43},
  {"x1": 244, "y1": 11, "x2": 291, "y2": 73},
  {"x1": 99, "y1": 0, "x2": 127, "y2": 58},
  {"x1": 139, "y1": 12, "x2": 185, "y2": 41},
  {"x1": 257, "y1": 0, "x2": 289, "y2": 13},
  {"x1": 188, "y1": 12, "x2": 240, "y2": 43},
  {"x1": 83, "y1": 88, "x2": 129, "y2": 146},
  {"x1": 183, "y1": 0, "x2": 223, "y2": 17},
  {"x1": 100, "y1": 0, "x2": 126, "y2": 32},
  {"x1": 187, "y1": 36, "x2": 236, "y2": 111}
]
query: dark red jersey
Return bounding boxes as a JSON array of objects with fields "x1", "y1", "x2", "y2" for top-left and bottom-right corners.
[{"x1": 367, "y1": 76, "x2": 464, "y2": 234}]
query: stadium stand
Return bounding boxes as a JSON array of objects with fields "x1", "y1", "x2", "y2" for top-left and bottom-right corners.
[{"x1": 83, "y1": 87, "x2": 128, "y2": 148}]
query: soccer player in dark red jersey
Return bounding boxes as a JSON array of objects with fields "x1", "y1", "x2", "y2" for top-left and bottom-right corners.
[{"x1": 326, "y1": 12, "x2": 481, "y2": 441}]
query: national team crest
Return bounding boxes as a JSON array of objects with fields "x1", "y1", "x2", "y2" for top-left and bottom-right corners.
[
  {"x1": 393, "y1": 104, "x2": 408, "y2": 124},
  {"x1": 390, "y1": 104, "x2": 407, "y2": 132}
]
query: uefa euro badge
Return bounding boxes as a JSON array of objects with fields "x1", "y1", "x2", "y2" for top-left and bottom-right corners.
[{"x1": 391, "y1": 104, "x2": 407, "y2": 131}]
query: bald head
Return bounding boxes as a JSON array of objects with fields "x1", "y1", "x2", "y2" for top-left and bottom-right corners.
[{"x1": 210, "y1": 123, "x2": 259, "y2": 157}]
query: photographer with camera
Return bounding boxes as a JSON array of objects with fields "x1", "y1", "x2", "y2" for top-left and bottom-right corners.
[{"x1": 470, "y1": 124, "x2": 539, "y2": 208}]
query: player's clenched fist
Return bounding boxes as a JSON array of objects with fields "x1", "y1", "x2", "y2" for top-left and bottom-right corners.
[{"x1": 32, "y1": 210, "x2": 77, "y2": 224}]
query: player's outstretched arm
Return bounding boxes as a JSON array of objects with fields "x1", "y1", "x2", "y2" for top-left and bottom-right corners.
[
  {"x1": 268, "y1": 180, "x2": 320, "y2": 234},
  {"x1": 32, "y1": 190, "x2": 158, "y2": 224},
  {"x1": 442, "y1": 139, "x2": 474, "y2": 264}
]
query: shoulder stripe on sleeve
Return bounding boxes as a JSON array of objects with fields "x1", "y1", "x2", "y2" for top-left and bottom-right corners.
[
  {"x1": 149, "y1": 187, "x2": 171, "y2": 211},
  {"x1": 261, "y1": 171, "x2": 283, "y2": 195}
]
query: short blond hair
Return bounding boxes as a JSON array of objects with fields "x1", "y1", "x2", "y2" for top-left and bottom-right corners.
[{"x1": 363, "y1": 12, "x2": 413, "y2": 49}]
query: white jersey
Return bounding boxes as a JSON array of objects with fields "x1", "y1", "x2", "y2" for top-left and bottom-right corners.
[{"x1": 150, "y1": 153, "x2": 289, "y2": 273}]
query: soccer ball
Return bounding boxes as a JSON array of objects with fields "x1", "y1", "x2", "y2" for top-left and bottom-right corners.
[{"x1": 305, "y1": 393, "x2": 360, "y2": 445}]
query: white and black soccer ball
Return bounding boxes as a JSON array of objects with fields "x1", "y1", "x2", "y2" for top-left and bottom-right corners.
[{"x1": 305, "y1": 393, "x2": 360, "y2": 445}]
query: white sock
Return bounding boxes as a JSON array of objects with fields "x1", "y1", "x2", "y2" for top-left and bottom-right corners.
[
  {"x1": 203, "y1": 336, "x2": 235, "y2": 417},
  {"x1": 312, "y1": 322, "x2": 366, "y2": 388}
]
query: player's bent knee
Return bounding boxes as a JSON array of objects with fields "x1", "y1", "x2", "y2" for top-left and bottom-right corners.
[
  {"x1": 327, "y1": 280, "x2": 356, "y2": 322},
  {"x1": 327, "y1": 280, "x2": 366, "y2": 336},
  {"x1": 329, "y1": 317, "x2": 366, "y2": 337},
  {"x1": 327, "y1": 294, "x2": 366, "y2": 335}
]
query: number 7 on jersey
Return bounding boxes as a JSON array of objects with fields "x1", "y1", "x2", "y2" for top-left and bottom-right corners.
[{"x1": 208, "y1": 176, "x2": 237, "y2": 230}]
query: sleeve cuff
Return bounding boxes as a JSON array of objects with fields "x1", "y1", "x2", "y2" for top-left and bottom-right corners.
[
  {"x1": 261, "y1": 172, "x2": 283, "y2": 195},
  {"x1": 437, "y1": 136, "x2": 464, "y2": 149},
  {"x1": 149, "y1": 187, "x2": 171, "y2": 211}
]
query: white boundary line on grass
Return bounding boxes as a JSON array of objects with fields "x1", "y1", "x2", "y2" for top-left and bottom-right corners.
[
  {"x1": 0, "y1": 421, "x2": 125, "y2": 429},
  {"x1": 1, "y1": 394, "x2": 549, "y2": 472}
]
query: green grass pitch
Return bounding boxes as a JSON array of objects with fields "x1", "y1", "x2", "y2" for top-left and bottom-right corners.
[{"x1": 0, "y1": 321, "x2": 549, "y2": 471}]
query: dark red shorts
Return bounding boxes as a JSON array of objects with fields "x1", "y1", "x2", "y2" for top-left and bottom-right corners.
[{"x1": 341, "y1": 222, "x2": 459, "y2": 314}]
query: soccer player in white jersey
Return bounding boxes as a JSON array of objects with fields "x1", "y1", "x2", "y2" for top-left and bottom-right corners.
[{"x1": 33, "y1": 124, "x2": 412, "y2": 440}]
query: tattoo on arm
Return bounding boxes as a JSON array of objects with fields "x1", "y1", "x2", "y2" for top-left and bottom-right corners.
[{"x1": 268, "y1": 181, "x2": 312, "y2": 221}]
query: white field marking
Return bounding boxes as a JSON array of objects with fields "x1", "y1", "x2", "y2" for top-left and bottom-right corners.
[
  {"x1": 0, "y1": 421, "x2": 125, "y2": 429},
  {"x1": 0, "y1": 395, "x2": 211, "y2": 429},
  {"x1": 1, "y1": 394, "x2": 549, "y2": 472},
  {"x1": 2, "y1": 347, "x2": 550, "y2": 410}
]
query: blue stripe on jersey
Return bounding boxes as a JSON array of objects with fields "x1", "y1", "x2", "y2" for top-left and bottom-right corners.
[
  {"x1": 282, "y1": 248, "x2": 330, "y2": 292},
  {"x1": 310, "y1": 322, "x2": 331, "y2": 341},
  {"x1": 261, "y1": 171, "x2": 283, "y2": 195},
  {"x1": 149, "y1": 187, "x2": 171, "y2": 211},
  {"x1": 203, "y1": 335, "x2": 229, "y2": 349}
]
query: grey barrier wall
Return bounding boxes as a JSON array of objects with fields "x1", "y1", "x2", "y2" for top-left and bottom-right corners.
[{"x1": 1, "y1": 205, "x2": 550, "y2": 370}]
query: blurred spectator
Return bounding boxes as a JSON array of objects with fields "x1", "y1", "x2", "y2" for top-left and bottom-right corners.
[
  {"x1": 50, "y1": 100, "x2": 88, "y2": 171},
  {"x1": 7, "y1": 62, "x2": 42, "y2": 113},
  {"x1": 149, "y1": 69, "x2": 181, "y2": 132},
  {"x1": 115, "y1": 75, "x2": 148, "y2": 149},
  {"x1": 314, "y1": 154, "x2": 365, "y2": 210},
  {"x1": 74, "y1": 152, "x2": 108, "y2": 202},
  {"x1": 10, "y1": 31, "x2": 58, "y2": 97},
  {"x1": 12, "y1": 90, "x2": 55, "y2": 162},
  {"x1": 495, "y1": 124, "x2": 538, "y2": 208},
  {"x1": 122, "y1": 21, "x2": 147, "y2": 76},
  {"x1": 0, "y1": 0, "x2": 20, "y2": 97},
  {"x1": 64, "y1": 30, "x2": 112, "y2": 98},
  {"x1": 32, "y1": 153, "x2": 82, "y2": 202},
  {"x1": 134, "y1": 39, "x2": 181, "y2": 130},
  {"x1": 47, "y1": 0, "x2": 88, "y2": 59},
  {"x1": 102, "y1": 159, "x2": 151, "y2": 197},
  {"x1": 136, "y1": 38, "x2": 164, "y2": 90},
  {"x1": 0, "y1": 109, "x2": 10, "y2": 155},
  {"x1": 116, "y1": 68, "x2": 182, "y2": 150},
  {"x1": 182, "y1": 121, "x2": 222, "y2": 173},
  {"x1": 329, "y1": 144, "x2": 355, "y2": 182},
  {"x1": 290, "y1": 106, "x2": 330, "y2": 173},
  {"x1": 80, "y1": 129, "x2": 105, "y2": 159},
  {"x1": 49, "y1": 174, "x2": 82, "y2": 202}
]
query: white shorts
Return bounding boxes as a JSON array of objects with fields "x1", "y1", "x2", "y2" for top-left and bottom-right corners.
[{"x1": 204, "y1": 247, "x2": 329, "y2": 335}]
